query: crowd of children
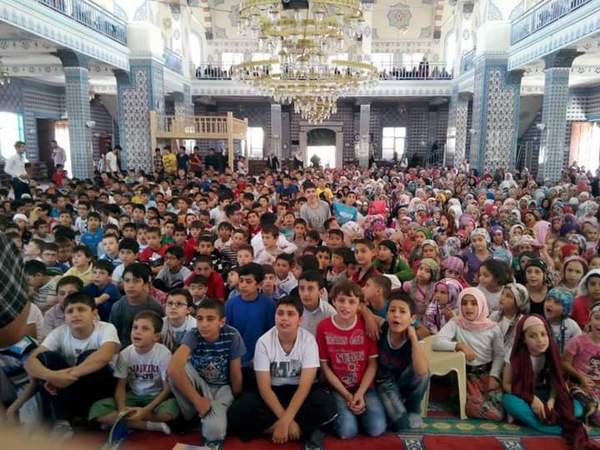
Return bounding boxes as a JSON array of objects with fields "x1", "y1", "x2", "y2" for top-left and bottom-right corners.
[{"x1": 2, "y1": 161, "x2": 600, "y2": 449}]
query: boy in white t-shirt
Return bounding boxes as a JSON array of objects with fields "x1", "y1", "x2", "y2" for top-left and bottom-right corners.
[
  {"x1": 161, "y1": 289, "x2": 197, "y2": 353},
  {"x1": 228, "y1": 297, "x2": 337, "y2": 448},
  {"x1": 25, "y1": 293, "x2": 120, "y2": 429},
  {"x1": 89, "y1": 311, "x2": 179, "y2": 435}
]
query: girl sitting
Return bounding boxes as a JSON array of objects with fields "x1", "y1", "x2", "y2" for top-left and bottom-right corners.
[
  {"x1": 490, "y1": 283, "x2": 529, "y2": 356},
  {"x1": 403, "y1": 258, "x2": 439, "y2": 320},
  {"x1": 559, "y1": 256, "x2": 588, "y2": 297},
  {"x1": 544, "y1": 287, "x2": 581, "y2": 354},
  {"x1": 462, "y1": 228, "x2": 492, "y2": 286},
  {"x1": 441, "y1": 256, "x2": 468, "y2": 287},
  {"x1": 421, "y1": 239, "x2": 441, "y2": 264},
  {"x1": 563, "y1": 304, "x2": 600, "y2": 427},
  {"x1": 423, "y1": 278, "x2": 461, "y2": 334},
  {"x1": 433, "y1": 287, "x2": 504, "y2": 421},
  {"x1": 477, "y1": 258, "x2": 513, "y2": 313},
  {"x1": 502, "y1": 315, "x2": 592, "y2": 449},
  {"x1": 524, "y1": 258, "x2": 551, "y2": 316},
  {"x1": 572, "y1": 269, "x2": 600, "y2": 330}
]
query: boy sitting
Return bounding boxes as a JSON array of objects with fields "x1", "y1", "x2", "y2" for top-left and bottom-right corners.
[
  {"x1": 228, "y1": 297, "x2": 337, "y2": 448},
  {"x1": 110, "y1": 263, "x2": 164, "y2": 348},
  {"x1": 112, "y1": 238, "x2": 140, "y2": 287},
  {"x1": 139, "y1": 227, "x2": 170, "y2": 264},
  {"x1": 25, "y1": 293, "x2": 119, "y2": 430},
  {"x1": 169, "y1": 299, "x2": 245, "y2": 449},
  {"x1": 80, "y1": 212, "x2": 104, "y2": 258},
  {"x1": 155, "y1": 246, "x2": 192, "y2": 292},
  {"x1": 24, "y1": 260, "x2": 59, "y2": 312},
  {"x1": 99, "y1": 234, "x2": 121, "y2": 268},
  {"x1": 274, "y1": 253, "x2": 298, "y2": 297},
  {"x1": 316, "y1": 281, "x2": 387, "y2": 439},
  {"x1": 297, "y1": 271, "x2": 336, "y2": 336},
  {"x1": 185, "y1": 256, "x2": 225, "y2": 301},
  {"x1": 41, "y1": 276, "x2": 84, "y2": 339},
  {"x1": 89, "y1": 311, "x2": 178, "y2": 435},
  {"x1": 161, "y1": 289, "x2": 197, "y2": 352},
  {"x1": 226, "y1": 263, "x2": 275, "y2": 382},
  {"x1": 82, "y1": 260, "x2": 121, "y2": 322},
  {"x1": 41, "y1": 242, "x2": 68, "y2": 275},
  {"x1": 375, "y1": 292, "x2": 429, "y2": 430},
  {"x1": 364, "y1": 275, "x2": 392, "y2": 319},
  {"x1": 255, "y1": 225, "x2": 283, "y2": 265},
  {"x1": 63, "y1": 244, "x2": 95, "y2": 285}
]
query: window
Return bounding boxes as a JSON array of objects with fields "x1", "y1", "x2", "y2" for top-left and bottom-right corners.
[
  {"x1": 0, "y1": 112, "x2": 24, "y2": 160},
  {"x1": 370, "y1": 53, "x2": 393, "y2": 71},
  {"x1": 402, "y1": 53, "x2": 424, "y2": 69},
  {"x1": 382, "y1": 127, "x2": 406, "y2": 161},
  {"x1": 246, "y1": 127, "x2": 264, "y2": 158},
  {"x1": 221, "y1": 52, "x2": 243, "y2": 70}
]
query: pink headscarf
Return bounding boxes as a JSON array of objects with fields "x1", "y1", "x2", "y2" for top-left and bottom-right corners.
[
  {"x1": 534, "y1": 220, "x2": 551, "y2": 246},
  {"x1": 455, "y1": 287, "x2": 496, "y2": 332}
]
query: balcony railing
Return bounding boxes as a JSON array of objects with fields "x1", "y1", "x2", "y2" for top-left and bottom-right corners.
[
  {"x1": 163, "y1": 48, "x2": 183, "y2": 74},
  {"x1": 511, "y1": 0, "x2": 592, "y2": 45},
  {"x1": 36, "y1": 0, "x2": 127, "y2": 45},
  {"x1": 195, "y1": 62, "x2": 453, "y2": 81}
]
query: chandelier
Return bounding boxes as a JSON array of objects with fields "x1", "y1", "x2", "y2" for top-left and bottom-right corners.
[{"x1": 232, "y1": 0, "x2": 378, "y2": 123}]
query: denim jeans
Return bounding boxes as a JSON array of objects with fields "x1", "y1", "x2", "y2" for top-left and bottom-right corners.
[
  {"x1": 376, "y1": 367, "x2": 430, "y2": 431},
  {"x1": 332, "y1": 388, "x2": 387, "y2": 439}
]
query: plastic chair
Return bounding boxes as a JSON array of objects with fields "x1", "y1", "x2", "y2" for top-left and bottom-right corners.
[{"x1": 420, "y1": 335, "x2": 467, "y2": 419}]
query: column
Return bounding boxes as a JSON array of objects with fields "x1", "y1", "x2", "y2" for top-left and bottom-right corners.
[
  {"x1": 539, "y1": 49, "x2": 582, "y2": 183},
  {"x1": 115, "y1": 59, "x2": 165, "y2": 172},
  {"x1": 470, "y1": 59, "x2": 523, "y2": 174},
  {"x1": 446, "y1": 90, "x2": 470, "y2": 168},
  {"x1": 57, "y1": 50, "x2": 93, "y2": 179},
  {"x1": 357, "y1": 104, "x2": 370, "y2": 168},
  {"x1": 271, "y1": 104, "x2": 282, "y2": 160},
  {"x1": 173, "y1": 84, "x2": 193, "y2": 116}
]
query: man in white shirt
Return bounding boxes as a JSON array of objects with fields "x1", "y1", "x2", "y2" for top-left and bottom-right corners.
[
  {"x1": 51, "y1": 140, "x2": 66, "y2": 170},
  {"x1": 104, "y1": 146, "x2": 119, "y2": 174},
  {"x1": 4, "y1": 141, "x2": 30, "y2": 200}
]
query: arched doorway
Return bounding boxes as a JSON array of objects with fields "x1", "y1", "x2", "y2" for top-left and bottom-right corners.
[{"x1": 306, "y1": 128, "x2": 337, "y2": 168}]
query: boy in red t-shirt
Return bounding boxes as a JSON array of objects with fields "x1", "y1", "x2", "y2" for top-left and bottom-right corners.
[
  {"x1": 316, "y1": 280, "x2": 387, "y2": 439},
  {"x1": 139, "y1": 227, "x2": 170, "y2": 263},
  {"x1": 185, "y1": 255, "x2": 225, "y2": 301}
]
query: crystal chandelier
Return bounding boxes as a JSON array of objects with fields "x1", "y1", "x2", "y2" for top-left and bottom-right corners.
[{"x1": 232, "y1": 0, "x2": 378, "y2": 123}]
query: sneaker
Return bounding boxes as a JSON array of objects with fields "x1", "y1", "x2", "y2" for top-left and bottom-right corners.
[{"x1": 303, "y1": 429, "x2": 325, "y2": 450}]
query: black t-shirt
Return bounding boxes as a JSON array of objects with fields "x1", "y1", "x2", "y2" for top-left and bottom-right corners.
[{"x1": 376, "y1": 322, "x2": 413, "y2": 381}]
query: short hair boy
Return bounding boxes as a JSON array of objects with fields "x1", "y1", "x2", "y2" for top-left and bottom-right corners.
[
  {"x1": 168, "y1": 299, "x2": 245, "y2": 448},
  {"x1": 297, "y1": 271, "x2": 336, "y2": 336},
  {"x1": 112, "y1": 238, "x2": 140, "y2": 285},
  {"x1": 162, "y1": 289, "x2": 197, "y2": 352},
  {"x1": 185, "y1": 256, "x2": 225, "y2": 301},
  {"x1": 82, "y1": 259, "x2": 121, "y2": 322},
  {"x1": 63, "y1": 244, "x2": 95, "y2": 285},
  {"x1": 316, "y1": 281, "x2": 386, "y2": 439},
  {"x1": 89, "y1": 310, "x2": 179, "y2": 434},
  {"x1": 25, "y1": 293, "x2": 120, "y2": 428},
  {"x1": 24, "y1": 260, "x2": 59, "y2": 312},
  {"x1": 109, "y1": 263, "x2": 164, "y2": 348},
  {"x1": 155, "y1": 246, "x2": 192, "y2": 292},
  {"x1": 364, "y1": 275, "x2": 392, "y2": 319},
  {"x1": 228, "y1": 297, "x2": 337, "y2": 448}
]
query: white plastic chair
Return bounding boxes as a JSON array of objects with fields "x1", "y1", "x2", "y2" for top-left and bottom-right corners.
[{"x1": 420, "y1": 335, "x2": 468, "y2": 419}]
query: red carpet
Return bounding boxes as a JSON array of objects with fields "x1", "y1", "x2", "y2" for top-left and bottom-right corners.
[
  {"x1": 521, "y1": 437, "x2": 570, "y2": 450},
  {"x1": 423, "y1": 436, "x2": 504, "y2": 450}
]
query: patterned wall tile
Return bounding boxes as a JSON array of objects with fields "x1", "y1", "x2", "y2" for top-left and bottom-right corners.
[{"x1": 64, "y1": 66, "x2": 93, "y2": 179}]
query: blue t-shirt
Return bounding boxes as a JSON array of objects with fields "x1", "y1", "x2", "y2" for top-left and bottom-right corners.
[
  {"x1": 225, "y1": 293, "x2": 275, "y2": 367},
  {"x1": 182, "y1": 325, "x2": 246, "y2": 385},
  {"x1": 80, "y1": 228, "x2": 104, "y2": 257},
  {"x1": 82, "y1": 282, "x2": 121, "y2": 321},
  {"x1": 333, "y1": 202, "x2": 358, "y2": 225}
]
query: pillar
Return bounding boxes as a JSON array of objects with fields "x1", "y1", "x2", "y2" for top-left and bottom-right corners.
[
  {"x1": 358, "y1": 104, "x2": 370, "y2": 168},
  {"x1": 539, "y1": 49, "x2": 582, "y2": 183},
  {"x1": 446, "y1": 90, "x2": 470, "y2": 168},
  {"x1": 57, "y1": 50, "x2": 94, "y2": 179},
  {"x1": 115, "y1": 59, "x2": 165, "y2": 172},
  {"x1": 173, "y1": 84, "x2": 193, "y2": 116},
  {"x1": 271, "y1": 104, "x2": 282, "y2": 159}
]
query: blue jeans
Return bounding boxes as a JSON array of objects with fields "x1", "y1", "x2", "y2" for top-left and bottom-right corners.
[
  {"x1": 332, "y1": 388, "x2": 387, "y2": 439},
  {"x1": 503, "y1": 392, "x2": 584, "y2": 435},
  {"x1": 376, "y1": 368, "x2": 430, "y2": 430}
]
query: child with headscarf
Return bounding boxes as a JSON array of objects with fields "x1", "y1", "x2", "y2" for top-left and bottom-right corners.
[
  {"x1": 462, "y1": 228, "x2": 492, "y2": 286},
  {"x1": 441, "y1": 256, "x2": 468, "y2": 288},
  {"x1": 433, "y1": 287, "x2": 504, "y2": 421},
  {"x1": 544, "y1": 287, "x2": 582, "y2": 354},
  {"x1": 524, "y1": 258, "x2": 552, "y2": 316},
  {"x1": 402, "y1": 258, "x2": 439, "y2": 320},
  {"x1": 423, "y1": 278, "x2": 462, "y2": 333},
  {"x1": 563, "y1": 304, "x2": 600, "y2": 427},
  {"x1": 572, "y1": 269, "x2": 600, "y2": 329},
  {"x1": 491, "y1": 283, "x2": 529, "y2": 356},
  {"x1": 559, "y1": 256, "x2": 588, "y2": 297},
  {"x1": 408, "y1": 227, "x2": 431, "y2": 266},
  {"x1": 502, "y1": 315, "x2": 596, "y2": 449},
  {"x1": 373, "y1": 239, "x2": 413, "y2": 282}
]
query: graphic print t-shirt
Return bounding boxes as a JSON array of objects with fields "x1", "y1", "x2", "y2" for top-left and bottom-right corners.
[{"x1": 114, "y1": 343, "x2": 172, "y2": 396}]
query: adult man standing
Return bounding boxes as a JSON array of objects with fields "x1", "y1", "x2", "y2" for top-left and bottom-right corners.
[
  {"x1": 51, "y1": 140, "x2": 66, "y2": 172},
  {"x1": 266, "y1": 151, "x2": 280, "y2": 171},
  {"x1": 104, "y1": 146, "x2": 119, "y2": 174},
  {"x1": 4, "y1": 141, "x2": 30, "y2": 200}
]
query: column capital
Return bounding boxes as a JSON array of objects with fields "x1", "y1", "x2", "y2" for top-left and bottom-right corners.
[
  {"x1": 506, "y1": 69, "x2": 526, "y2": 85},
  {"x1": 113, "y1": 69, "x2": 131, "y2": 85},
  {"x1": 55, "y1": 49, "x2": 89, "y2": 69},
  {"x1": 544, "y1": 49, "x2": 584, "y2": 70}
]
